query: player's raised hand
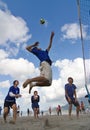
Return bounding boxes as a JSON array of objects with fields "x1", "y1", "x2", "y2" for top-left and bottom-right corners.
[{"x1": 34, "y1": 41, "x2": 39, "y2": 47}]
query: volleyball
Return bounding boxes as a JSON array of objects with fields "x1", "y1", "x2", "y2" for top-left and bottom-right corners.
[{"x1": 40, "y1": 18, "x2": 45, "y2": 24}]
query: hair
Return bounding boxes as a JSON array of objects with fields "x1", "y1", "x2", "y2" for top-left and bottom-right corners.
[
  {"x1": 36, "y1": 41, "x2": 39, "y2": 44},
  {"x1": 13, "y1": 80, "x2": 19, "y2": 85},
  {"x1": 68, "y1": 77, "x2": 73, "y2": 82},
  {"x1": 34, "y1": 90, "x2": 38, "y2": 94}
]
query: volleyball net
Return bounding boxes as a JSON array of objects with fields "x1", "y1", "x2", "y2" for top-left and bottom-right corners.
[{"x1": 77, "y1": 0, "x2": 90, "y2": 100}]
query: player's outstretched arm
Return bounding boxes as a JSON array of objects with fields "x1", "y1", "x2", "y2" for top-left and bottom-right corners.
[
  {"x1": 26, "y1": 42, "x2": 39, "y2": 52},
  {"x1": 46, "y1": 32, "x2": 54, "y2": 52}
]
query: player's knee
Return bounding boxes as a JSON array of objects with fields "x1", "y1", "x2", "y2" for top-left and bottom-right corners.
[
  {"x1": 12, "y1": 104, "x2": 17, "y2": 111},
  {"x1": 4, "y1": 107, "x2": 9, "y2": 114}
]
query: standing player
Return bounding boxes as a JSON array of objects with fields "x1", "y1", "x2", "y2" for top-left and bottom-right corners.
[
  {"x1": 23, "y1": 32, "x2": 54, "y2": 93},
  {"x1": 3, "y1": 80, "x2": 21, "y2": 124},
  {"x1": 31, "y1": 91, "x2": 40, "y2": 119},
  {"x1": 65, "y1": 77, "x2": 80, "y2": 119}
]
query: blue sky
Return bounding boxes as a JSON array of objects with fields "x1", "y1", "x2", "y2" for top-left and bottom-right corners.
[
  {"x1": 2, "y1": 0, "x2": 82, "y2": 60},
  {"x1": 0, "y1": 0, "x2": 90, "y2": 112}
]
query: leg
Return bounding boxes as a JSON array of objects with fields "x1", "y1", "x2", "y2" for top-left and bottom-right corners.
[
  {"x1": 10, "y1": 104, "x2": 17, "y2": 124},
  {"x1": 33, "y1": 108, "x2": 37, "y2": 118},
  {"x1": 23, "y1": 61, "x2": 52, "y2": 89},
  {"x1": 60, "y1": 110, "x2": 62, "y2": 115},
  {"x1": 73, "y1": 100, "x2": 80, "y2": 118},
  {"x1": 68, "y1": 104, "x2": 72, "y2": 118},
  {"x1": 76, "y1": 105, "x2": 80, "y2": 118},
  {"x1": 36, "y1": 108, "x2": 39, "y2": 118},
  {"x1": 23, "y1": 76, "x2": 50, "y2": 88},
  {"x1": 57, "y1": 111, "x2": 59, "y2": 116},
  {"x1": 35, "y1": 80, "x2": 50, "y2": 86},
  {"x1": 3, "y1": 107, "x2": 9, "y2": 123},
  {"x1": 27, "y1": 77, "x2": 50, "y2": 93}
]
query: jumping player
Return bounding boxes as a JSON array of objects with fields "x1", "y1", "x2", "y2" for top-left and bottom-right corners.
[{"x1": 23, "y1": 31, "x2": 54, "y2": 93}]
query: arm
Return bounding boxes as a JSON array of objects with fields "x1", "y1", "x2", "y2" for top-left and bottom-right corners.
[
  {"x1": 16, "y1": 88, "x2": 22, "y2": 98},
  {"x1": 9, "y1": 92, "x2": 21, "y2": 98},
  {"x1": 26, "y1": 42, "x2": 39, "y2": 52},
  {"x1": 31, "y1": 96, "x2": 33, "y2": 103},
  {"x1": 38, "y1": 95, "x2": 40, "y2": 102},
  {"x1": 74, "y1": 90, "x2": 77, "y2": 101},
  {"x1": 46, "y1": 32, "x2": 54, "y2": 52},
  {"x1": 65, "y1": 89, "x2": 69, "y2": 99},
  {"x1": 65, "y1": 89, "x2": 71, "y2": 103}
]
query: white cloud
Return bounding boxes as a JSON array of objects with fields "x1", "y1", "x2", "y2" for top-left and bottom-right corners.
[
  {"x1": 0, "y1": 99, "x2": 3, "y2": 105},
  {"x1": 0, "y1": 10, "x2": 31, "y2": 45},
  {"x1": 0, "y1": 1, "x2": 31, "y2": 56},
  {"x1": 36, "y1": 58, "x2": 90, "y2": 110},
  {"x1": 54, "y1": 58, "x2": 90, "y2": 97},
  {"x1": 0, "y1": 56, "x2": 90, "y2": 110},
  {"x1": 20, "y1": 58, "x2": 90, "y2": 111},
  {"x1": 0, "y1": 80, "x2": 10, "y2": 88},
  {"x1": 0, "y1": 58, "x2": 39, "y2": 80},
  {"x1": 0, "y1": 49, "x2": 9, "y2": 60},
  {"x1": 61, "y1": 23, "x2": 87, "y2": 40},
  {"x1": 54, "y1": 58, "x2": 84, "y2": 79},
  {"x1": 0, "y1": 0, "x2": 9, "y2": 12}
]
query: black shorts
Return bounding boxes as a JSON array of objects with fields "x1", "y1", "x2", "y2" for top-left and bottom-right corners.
[
  {"x1": 4, "y1": 100, "x2": 16, "y2": 110},
  {"x1": 66, "y1": 97, "x2": 79, "y2": 107}
]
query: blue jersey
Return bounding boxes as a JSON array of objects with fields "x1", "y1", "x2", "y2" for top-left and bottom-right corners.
[
  {"x1": 31, "y1": 95, "x2": 40, "y2": 104},
  {"x1": 65, "y1": 83, "x2": 77, "y2": 99},
  {"x1": 5, "y1": 86, "x2": 20, "y2": 102},
  {"x1": 31, "y1": 95, "x2": 40, "y2": 109},
  {"x1": 31, "y1": 47, "x2": 52, "y2": 65}
]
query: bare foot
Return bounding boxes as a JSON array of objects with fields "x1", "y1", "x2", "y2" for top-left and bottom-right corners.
[
  {"x1": 23, "y1": 79, "x2": 30, "y2": 88},
  {"x1": 4, "y1": 119, "x2": 7, "y2": 123},
  {"x1": 3, "y1": 115, "x2": 7, "y2": 123},
  {"x1": 23, "y1": 82, "x2": 27, "y2": 88},
  {"x1": 69, "y1": 116, "x2": 73, "y2": 120},
  {"x1": 9, "y1": 120, "x2": 15, "y2": 124}
]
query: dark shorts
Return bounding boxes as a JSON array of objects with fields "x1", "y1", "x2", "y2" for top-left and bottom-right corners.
[
  {"x1": 32, "y1": 103, "x2": 39, "y2": 110},
  {"x1": 4, "y1": 100, "x2": 16, "y2": 110},
  {"x1": 66, "y1": 97, "x2": 79, "y2": 107},
  {"x1": 81, "y1": 108, "x2": 85, "y2": 111},
  {"x1": 17, "y1": 111, "x2": 20, "y2": 114}
]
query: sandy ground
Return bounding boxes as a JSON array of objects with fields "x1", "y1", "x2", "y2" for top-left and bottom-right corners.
[{"x1": 0, "y1": 114, "x2": 90, "y2": 130}]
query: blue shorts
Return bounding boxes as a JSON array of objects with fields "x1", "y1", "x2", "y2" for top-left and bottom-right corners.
[{"x1": 32, "y1": 103, "x2": 39, "y2": 110}]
